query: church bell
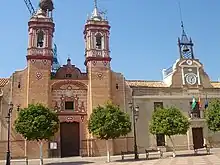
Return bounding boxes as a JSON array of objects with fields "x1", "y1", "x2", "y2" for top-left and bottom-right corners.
[
  {"x1": 182, "y1": 45, "x2": 190, "y2": 52},
  {"x1": 37, "y1": 41, "x2": 44, "y2": 47}
]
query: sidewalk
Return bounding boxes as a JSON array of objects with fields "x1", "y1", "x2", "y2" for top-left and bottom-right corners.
[{"x1": 1, "y1": 148, "x2": 220, "y2": 165}]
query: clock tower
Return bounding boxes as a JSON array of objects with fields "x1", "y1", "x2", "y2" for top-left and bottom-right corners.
[{"x1": 178, "y1": 22, "x2": 201, "y2": 87}]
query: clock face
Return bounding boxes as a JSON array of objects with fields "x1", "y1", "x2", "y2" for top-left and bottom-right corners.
[{"x1": 185, "y1": 73, "x2": 197, "y2": 85}]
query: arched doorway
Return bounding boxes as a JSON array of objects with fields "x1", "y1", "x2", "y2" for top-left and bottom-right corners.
[{"x1": 60, "y1": 122, "x2": 80, "y2": 157}]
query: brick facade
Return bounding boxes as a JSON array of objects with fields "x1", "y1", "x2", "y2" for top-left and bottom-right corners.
[{"x1": 1, "y1": 2, "x2": 220, "y2": 160}]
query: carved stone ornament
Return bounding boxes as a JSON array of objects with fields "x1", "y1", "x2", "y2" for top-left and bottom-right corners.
[
  {"x1": 186, "y1": 60, "x2": 193, "y2": 66},
  {"x1": 67, "y1": 85, "x2": 72, "y2": 90},
  {"x1": 36, "y1": 72, "x2": 43, "y2": 80},
  {"x1": 42, "y1": 59, "x2": 47, "y2": 65},
  {"x1": 74, "y1": 95, "x2": 79, "y2": 111},
  {"x1": 103, "y1": 61, "x2": 108, "y2": 66},
  {"x1": 79, "y1": 101, "x2": 85, "y2": 112},
  {"x1": 66, "y1": 90, "x2": 73, "y2": 97},
  {"x1": 31, "y1": 59, "x2": 36, "y2": 64},
  {"x1": 66, "y1": 117, "x2": 74, "y2": 122},
  {"x1": 54, "y1": 101, "x2": 59, "y2": 112},
  {"x1": 97, "y1": 73, "x2": 103, "y2": 80},
  {"x1": 0, "y1": 89, "x2": 3, "y2": 97},
  {"x1": 92, "y1": 61, "x2": 97, "y2": 66},
  {"x1": 52, "y1": 81, "x2": 87, "y2": 91}
]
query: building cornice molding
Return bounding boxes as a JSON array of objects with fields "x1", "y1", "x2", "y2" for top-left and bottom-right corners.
[
  {"x1": 0, "y1": 89, "x2": 3, "y2": 97},
  {"x1": 133, "y1": 95, "x2": 220, "y2": 99}
]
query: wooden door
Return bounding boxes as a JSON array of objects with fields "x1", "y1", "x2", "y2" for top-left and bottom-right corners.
[
  {"x1": 192, "y1": 127, "x2": 204, "y2": 149},
  {"x1": 60, "y1": 122, "x2": 80, "y2": 157}
]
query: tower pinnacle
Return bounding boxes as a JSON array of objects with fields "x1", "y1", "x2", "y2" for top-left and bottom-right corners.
[{"x1": 89, "y1": 0, "x2": 106, "y2": 21}]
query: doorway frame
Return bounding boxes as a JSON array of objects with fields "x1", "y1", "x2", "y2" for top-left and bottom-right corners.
[
  {"x1": 60, "y1": 121, "x2": 80, "y2": 157},
  {"x1": 57, "y1": 115, "x2": 87, "y2": 157}
]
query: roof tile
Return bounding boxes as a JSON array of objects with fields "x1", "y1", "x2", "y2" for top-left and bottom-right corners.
[
  {"x1": 0, "y1": 78, "x2": 10, "y2": 87},
  {"x1": 126, "y1": 80, "x2": 168, "y2": 87},
  {"x1": 127, "y1": 80, "x2": 220, "y2": 88}
]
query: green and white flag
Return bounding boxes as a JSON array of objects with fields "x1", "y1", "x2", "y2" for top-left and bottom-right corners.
[{"x1": 191, "y1": 97, "x2": 197, "y2": 110}]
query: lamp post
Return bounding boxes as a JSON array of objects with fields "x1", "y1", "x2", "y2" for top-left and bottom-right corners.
[
  {"x1": 129, "y1": 101, "x2": 139, "y2": 160},
  {"x1": 5, "y1": 102, "x2": 13, "y2": 165}
]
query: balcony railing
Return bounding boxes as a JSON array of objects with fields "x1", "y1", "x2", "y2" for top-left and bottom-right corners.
[
  {"x1": 188, "y1": 110, "x2": 205, "y2": 119},
  {"x1": 27, "y1": 48, "x2": 53, "y2": 56}
]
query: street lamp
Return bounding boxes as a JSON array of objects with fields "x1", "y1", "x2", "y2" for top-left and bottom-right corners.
[
  {"x1": 5, "y1": 102, "x2": 13, "y2": 165},
  {"x1": 129, "y1": 101, "x2": 139, "y2": 160}
]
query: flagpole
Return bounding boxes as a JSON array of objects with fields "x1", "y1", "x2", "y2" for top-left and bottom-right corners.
[
  {"x1": 205, "y1": 93, "x2": 208, "y2": 109},
  {"x1": 198, "y1": 95, "x2": 201, "y2": 118}
]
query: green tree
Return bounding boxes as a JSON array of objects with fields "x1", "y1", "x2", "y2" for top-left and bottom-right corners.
[
  {"x1": 88, "y1": 102, "x2": 131, "y2": 162},
  {"x1": 149, "y1": 106, "x2": 190, "y2": 157},
  {"x1": 14, "y1": 104, "x2": 59, "y2": 165},
  {"x1": 205, "y1": 99, "x2": 220, "y2": 132}
]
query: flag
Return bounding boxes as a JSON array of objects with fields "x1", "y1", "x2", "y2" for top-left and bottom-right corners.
[
  {"x1": 191, "y1": 96, "x2": 197, "y2": 110},
  {"x1": 198, "y1": 97, "x2": 202, "y2": 110},
  {"x1": 204, "y1": 95, "x2": 208, "y2": 109}
]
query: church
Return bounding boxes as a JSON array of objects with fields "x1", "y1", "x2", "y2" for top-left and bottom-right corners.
[{"x1": 0, "y1": 0, "x2": 220, "y2": 159}]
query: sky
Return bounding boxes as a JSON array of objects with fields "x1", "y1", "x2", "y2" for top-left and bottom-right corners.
[{"x1": 0, "y1": 0, "x2": 220, "y2": 81}]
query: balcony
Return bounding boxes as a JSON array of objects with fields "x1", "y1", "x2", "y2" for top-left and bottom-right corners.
[{"x1": 188, "y1": 110, "x2": 205, "y2": 120}]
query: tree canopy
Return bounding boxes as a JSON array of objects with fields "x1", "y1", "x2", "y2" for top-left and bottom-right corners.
[
  {"x1": 88, "y1": 102, "x2": 131, "y2": 140},
  {"x1": 149, "y1": 106, "x2": 190, "y2": 137},
  {"x1": 205, "y1": 99, "x2": 220, "y2": 132},
  {"x1": 14, "y1": 104, "x2": 59, "y2": 141}
]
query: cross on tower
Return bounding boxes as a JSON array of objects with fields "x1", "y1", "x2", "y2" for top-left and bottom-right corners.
[{"x1": 94, "y1": 0, "x2": 98, "y2": 8}]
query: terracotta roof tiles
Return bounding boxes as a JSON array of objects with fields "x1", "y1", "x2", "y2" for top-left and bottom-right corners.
[
  {"x1": 127, "y1": 80, "x2": 220, "y2": 88},
  {"x1": 126, "y1": 80, "x2": 168, "y2": 87},
  {"x1": 211, "y1": 82, "x2": 220, "y2": 88},
  {"x1": 0, "y1": 78, "x2": 10, "y2": 87}
]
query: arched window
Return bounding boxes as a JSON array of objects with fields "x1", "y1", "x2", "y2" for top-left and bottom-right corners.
[
  {"x1": 37, "y1": 30, "x2": 44, "y2": 48},
  {"x1": 95, "y1": 33, "x2": 102, "y2": 50}
]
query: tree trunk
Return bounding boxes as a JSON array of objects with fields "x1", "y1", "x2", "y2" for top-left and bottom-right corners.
[
  {"x1": 25, "y1": 139, "x2": 28, "y2": 165},
  {"x1": 39, "y1": 141, "x2": 44, "y2": 165},
  {"x1": 106, "y1": 139, "x2": 110, "y2": 162},
  {"x1": 168, "y1": 136, "x2": 176, "y2": 157}
]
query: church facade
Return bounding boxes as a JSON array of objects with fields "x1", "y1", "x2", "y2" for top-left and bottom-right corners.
[{"x1": 0, "y1": 0, "x2": 220, "y2": 159}]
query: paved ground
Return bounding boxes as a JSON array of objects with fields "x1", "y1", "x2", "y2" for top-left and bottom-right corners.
[{"x1": 1, "y1": 149, "x2": 220, "y2": 165}]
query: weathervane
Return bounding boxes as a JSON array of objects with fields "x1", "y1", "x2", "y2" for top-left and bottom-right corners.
[{"x1": 178, "y1": 1, "x2": 185, "y2": 32}]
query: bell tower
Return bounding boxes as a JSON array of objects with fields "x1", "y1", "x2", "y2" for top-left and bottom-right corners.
[
  {"x1": 177, "y1": 21, "x2": 202, "y2": 87},
  {"x1": 84, "y1": 0, "x2": 112, "y2": 113},
  {"x1": 178, "y1": 21, "x2": 194, "y2": 59},
  {"x1": 26, "y1": 0, "x2": 54, "y2": 105}
]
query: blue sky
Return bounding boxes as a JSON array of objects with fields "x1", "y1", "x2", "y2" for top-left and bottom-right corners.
[{"x1": 0, "y1": 0, "x2": 219, "y2": 81}]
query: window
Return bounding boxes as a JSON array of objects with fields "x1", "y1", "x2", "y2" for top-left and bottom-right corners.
[
  {"x1": 156, "y1": 134, "x2": 165, "y2": 146},
  {"x1": 18, "y1": 82, "x2": 21, "y2": 88},
  {"x1": 66, "y1": 74, "x2": 72, "y2": 78},
  {"x1": 95, "y1": 33, "x2": 102, "y2": 50},
  {"x1": 154, "y1": 102, "x2": 165, "y2": 146},
  {"x1": 65, "y1": 101, "x2": 74, "y2": 110},
  {"x1": 116, "y1": 83, "x2": 119, "y2": 89},
  {"x1": 37, "y1": 30, "x2": 44, "y2": 48},
  {"x1": 154, "y1": 102, "x2": 163, "y2": 111},
  {"x1": 190, "y1": 101, "x2": 200, "y2": 118}
]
